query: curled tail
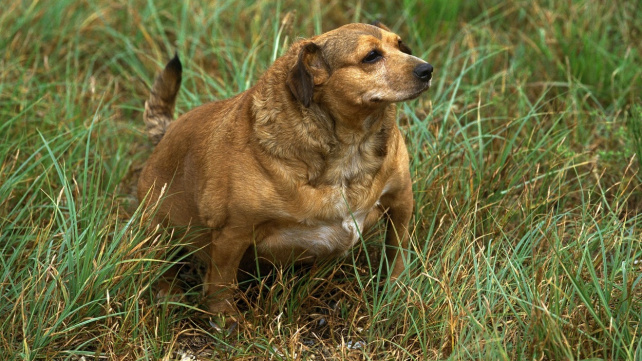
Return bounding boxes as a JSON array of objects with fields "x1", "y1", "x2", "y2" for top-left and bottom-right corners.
[{"x1": 143, "y1": 54, "x2": 182, "y2": 145}]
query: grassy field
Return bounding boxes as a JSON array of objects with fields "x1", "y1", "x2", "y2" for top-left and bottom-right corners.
[{"x1": 1, "y1": 0, "x2": 641, "y2": 359}]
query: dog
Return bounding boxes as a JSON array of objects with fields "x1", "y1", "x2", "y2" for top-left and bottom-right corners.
[{"x1": 138, "y1": 22, "x2": 433, "y2": 317}]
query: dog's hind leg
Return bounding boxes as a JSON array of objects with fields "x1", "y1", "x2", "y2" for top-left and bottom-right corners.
[
  {"x1": 202, "y1": 229, "x2": 252, "y2": 318},
  {"x1": 143, "y1": 54, "x2": 182, "y2": 145}
]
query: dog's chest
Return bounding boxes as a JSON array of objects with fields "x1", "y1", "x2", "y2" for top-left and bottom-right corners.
[
  {"x1": 318, "y1": 137, "x2": 385, "y2": 187},
  {"x1": 256, "y1": 202, "x2": 377, "y2": 263},
  {"x1": 256, "y1": 178, "x2": 385, "y2": 264},
  {"x1": 254, "y1": 130, "x2": 389, "y2": 263}
]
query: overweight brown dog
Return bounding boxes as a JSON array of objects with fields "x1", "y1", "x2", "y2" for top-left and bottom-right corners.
[{"x1": 138, "y1": 22, "x2": 432, "y2": 316}]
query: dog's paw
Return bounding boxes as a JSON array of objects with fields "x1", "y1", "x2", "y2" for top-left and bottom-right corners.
[
  {"x1": 209, "y1": 314, "x2": 239, "y2": 335},
  {"x1": 205, "y1": 298, "x2": 241, "y2": 334},
  {"x1": 155, "y1": 279, "x2": 184, "y2": 305}
]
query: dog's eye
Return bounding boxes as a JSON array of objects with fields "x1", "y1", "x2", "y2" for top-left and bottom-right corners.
[{"x1": 362, "y1": 50, "x2": 382, "y2": 63}]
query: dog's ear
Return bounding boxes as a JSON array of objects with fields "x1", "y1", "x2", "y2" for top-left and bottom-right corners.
[
  {"x1": 372, "y1": 21, "x2": 413, "y2": 55},
  {"x1": 287, "y1": 42, "x2": 328, "y2": 107},
  {"x1": 371, "y1": 21, "x2": 392, "y2": 32}
]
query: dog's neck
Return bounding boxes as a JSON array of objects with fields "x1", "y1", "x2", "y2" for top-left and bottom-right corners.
[
  {"x1": 251, "y1": 79, "x2": 391, "y2": 187},
  {"x1": 316, "y1": 105, "x2": 392, "y2": 187}
]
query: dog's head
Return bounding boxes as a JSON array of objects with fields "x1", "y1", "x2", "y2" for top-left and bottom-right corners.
[{"x1": 287, "y1": 23, "x2": 432, "y2": 116}]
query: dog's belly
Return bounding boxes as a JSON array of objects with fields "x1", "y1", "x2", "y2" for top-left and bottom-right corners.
[{"x1": 255, "y1": 208, "x2": 379, "y2": 264}]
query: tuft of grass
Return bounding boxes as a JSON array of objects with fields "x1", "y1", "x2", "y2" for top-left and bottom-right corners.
[
  {"x1": 628, "y1": 105, "x2": 642, "y2": 172},
  {"x1": 1, "y1": 0, "x2": 641, "y2": 359}
]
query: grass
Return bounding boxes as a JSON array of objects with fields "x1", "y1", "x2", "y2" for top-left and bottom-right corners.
[{"x1": 1, "y1": 0, "x2": 641, "y2": 359}]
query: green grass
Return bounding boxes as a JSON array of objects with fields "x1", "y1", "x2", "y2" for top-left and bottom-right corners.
[{"x1": 1, "y1": 0, "x2": 641, "y2": 359}]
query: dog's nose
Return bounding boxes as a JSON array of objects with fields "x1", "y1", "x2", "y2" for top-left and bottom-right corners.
[{"x1": 413, "y1": 63, "x2": 433, "y2": 81}]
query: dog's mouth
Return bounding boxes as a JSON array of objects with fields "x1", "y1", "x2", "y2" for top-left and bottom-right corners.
[
  {"x1": 365, "y1": 78, "x2": 431, "y2": 104},
  {"x1": 401, "y1": 79, "x2": 432, "y2": 101}
]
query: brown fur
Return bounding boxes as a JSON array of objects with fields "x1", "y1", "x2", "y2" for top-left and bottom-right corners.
[{"x1": 138, "y1": 23, "x2": 433, "y2": 315}]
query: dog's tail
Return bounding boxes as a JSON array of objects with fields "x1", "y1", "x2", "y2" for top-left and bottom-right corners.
[{"x1": 143, "y1": 54, "x2": 182, "y2": 145}]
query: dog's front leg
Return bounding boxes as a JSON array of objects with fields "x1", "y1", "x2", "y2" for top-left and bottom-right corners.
[
  {"x1": 203, "y1": 230, "x2": 251, "y2": 316},
  {"x1": 380, "y1": 178, "x2": 414, "y2": 279}
]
